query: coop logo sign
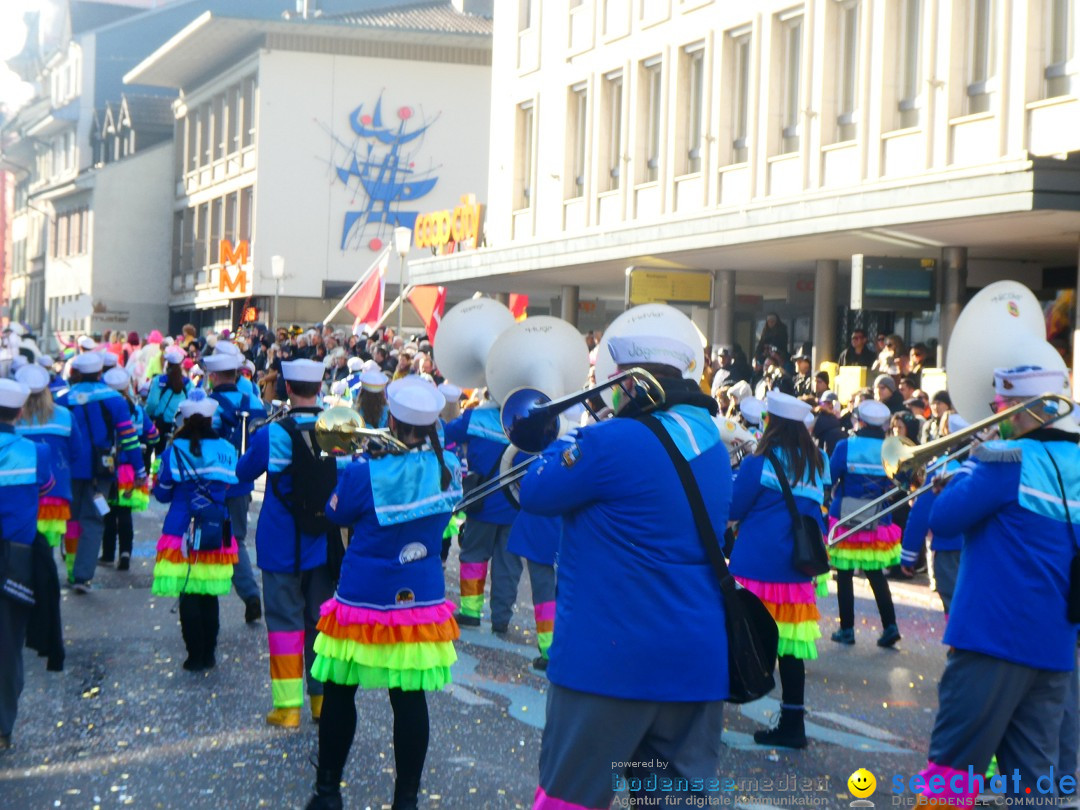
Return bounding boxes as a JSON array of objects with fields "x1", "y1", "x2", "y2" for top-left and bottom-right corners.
[
  {"x1": 218, "y1": 239, "x2": 252, "y2": 296},
  {"x1": 413, "y1": 194, "x2": 483, "y2": 252}
]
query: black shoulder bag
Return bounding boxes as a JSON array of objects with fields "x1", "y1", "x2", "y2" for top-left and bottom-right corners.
[
  {"x1": 1042, "y1": 446, "x2": 1080, "y2": 623},
  {"x1": 765, "y1": 450, "x2": 831, "y2": 578},
  {"x1": 639, "y1": 415, "x2": 777, "y2": 704}
]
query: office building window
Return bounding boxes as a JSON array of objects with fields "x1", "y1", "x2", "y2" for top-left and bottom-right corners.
[
  {"x1": 214, "y1": 93, "x2": 227, "y2": 162},
  {"x1": 967, "y1": 0, "x2": 996, "y2": 113},
  {"x1": 836, "y1": 1, "x2": 860, "y2": 142},
  {"x1": 730, "y1": 30, "x2": 752, "y2": 163},
  {"x1": 515, "y1": 101, "x2": 535, "y2": 209},
  {"x1": 780, "y1": 12, "x2": 804, "y2": 154},
  {"x1": 519, "y1": 0, "x2": 534, "y2": 30},
  {"x1": 897, "y1": 0, "x2": 922, "y2": 127},
  {"x1": 642, "y1": 56, "x2": 663, "y2": 182},
  {"x1": 603, "y1": 71, "x2": 624, "y2": 191},
  {"x1": 683, "y1": 44, "x2": 705, "y2": 174},
  {"x1": 242, "y1": 76, "x2": 256, "y2": 149},
  {"x1": 569, "y1": 84, "x2": 588, "y2": 198},
  {"x1": 1046, "y1": 0, "x2": 1076, "y2": 98}
]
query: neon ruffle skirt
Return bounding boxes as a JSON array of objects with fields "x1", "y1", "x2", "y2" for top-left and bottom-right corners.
[
  {"x1": 38, "y1": 496, "x2": 71, "y2": 548},
  {"x1": 151, "y1": 533, "x2": 238, "y2": 597},
  {"x1": 827, "y1": 518, "x2": 901, "y2": 571},
  {"x1": 310, "y1": 598, "x2": 459, "y2": 692},
  {"x1": 110, "y1": 464, "x2": 150, "y2": 512},
  {"x1": 735, "y1": 576, "x2": 821, "y2": 660}
]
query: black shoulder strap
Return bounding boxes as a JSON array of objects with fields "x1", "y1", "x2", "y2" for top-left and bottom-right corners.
[
  {"x1": 1043, "y1": 445, "x2": 1079, "y2": 552},
  {"x1": 765, "y1": 450, "x2": 801, "y2": 523},
  {"x1": 267, "y1": 417, "x2": 307, "y2": 575},
  {"x1": 639, "y1": 415, "x2": 735, "y2": 594}
]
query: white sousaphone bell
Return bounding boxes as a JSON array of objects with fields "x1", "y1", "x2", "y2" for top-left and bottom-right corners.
[{"x1": 433, "y1": 297, "x2": 516, "y2": 391}]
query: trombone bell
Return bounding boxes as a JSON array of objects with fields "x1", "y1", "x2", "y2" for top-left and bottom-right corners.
[{"x1": 502, "y1": 388, "x2": 558, "y2": 454}]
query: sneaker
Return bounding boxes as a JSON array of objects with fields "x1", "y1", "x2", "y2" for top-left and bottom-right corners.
[
  {"x1": 532, "y1": 656, "x2": 548, "y2": 672},
  {"x1": 265, "y1": 707, "x2": 301, "y2": 729},
  {"x1": 877, "y1": 624, "x2": 902, "y2": 648},
  {"x1": 830, "y1": 627, "x2": 855, "y2": 645},
  {"x1": 0, "y1": 735, "x2": 10, "y2": 751},
  {"x1": 97, "y1": 557, "x2": 115, "y2": 567},
  {"x1": 454, "y1": 612, "x2": 480, "y2": 627},
  {"x1": 491, "y1": 624, "x2": 508, "y2": 635},
  {"x1": 117, "y1": 554, "x2": 130, "y2": 572},
  {"x1": 244, "y1": 597, "x2": 263, "y2": 624},
  {"x1": 71, "y1": 581, "x2": 92, "y2": 595}
]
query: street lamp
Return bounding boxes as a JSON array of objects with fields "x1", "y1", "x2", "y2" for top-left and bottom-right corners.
[
  {"x1": 270, "y1": 255, "x2": 285, "y2": 330},
  {"x1": 393, "y1": 226, "x2": 412, "y2": 335}
]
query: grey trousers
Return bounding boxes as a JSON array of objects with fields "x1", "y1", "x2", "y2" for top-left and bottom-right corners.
[
  {"x1": 227, "y1": 495, "x2": 259, "y2": 602},
  {"x1": 262, "y1": 567, "x2": 334, "y2": 697},
  {"x1": 928, "y1": 649, "x2": 1070, "y2": 795},
  {"x1": 459, "y1": 519, "x2": 518, "y2": 627},
  {"x1": 71, "y1": 477, "x2": 111, "y2": 584},
  {"x1": 536, "y1": 683, "x2": 724, "y2": 809},
  {"x1": 931, "y1": 549, "x2": 961, "y2": 615},
  {"x1": 0, "y1": 597, "x2": 30, "y2": 737},
  {"x1": 1060, "y1": 655, "x2": 1079, "y2": 778}
]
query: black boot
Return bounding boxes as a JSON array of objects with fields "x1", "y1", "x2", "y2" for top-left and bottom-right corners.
[
  {"x1": 202, "y1": 596, "x2": 220, "y2": 669},
  {"x1": 753, "y1": 707, "x2": 807, "y2": 749},
  {"x1": 391, "y1": 788, "x2": 419, "y2": 810},
  {"x1": 179, "y1": 597, "x2": 205, "y2": 672},
  {"x1": 305, "y1": 767, "x2": 343, "y2": 810}
]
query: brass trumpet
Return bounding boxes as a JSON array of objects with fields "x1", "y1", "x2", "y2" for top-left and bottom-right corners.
[{"x1": 314, "y1": 405, "x2": 410, "y2": 456}]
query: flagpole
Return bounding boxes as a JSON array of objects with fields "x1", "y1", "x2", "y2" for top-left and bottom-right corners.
[{"x1": 322, "y1": 246, "x2": 391, "y2": 324}]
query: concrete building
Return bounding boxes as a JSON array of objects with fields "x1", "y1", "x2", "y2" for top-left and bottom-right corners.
[
  {"x1": 410, "y1": 0, "x2": 1080, "y2": 371},
  {"x1": 125, "y1": 1, "x2": 493, "y2": 334}
]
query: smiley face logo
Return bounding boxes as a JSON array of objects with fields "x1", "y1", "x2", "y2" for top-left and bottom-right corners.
[{"x1": 848, "y1": 768, "x2": 876, "y2": 799}]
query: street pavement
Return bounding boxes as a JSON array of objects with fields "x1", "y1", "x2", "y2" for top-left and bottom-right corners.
[{"x1": 1, "y1": 495, "x2": 974, "y2": 810}]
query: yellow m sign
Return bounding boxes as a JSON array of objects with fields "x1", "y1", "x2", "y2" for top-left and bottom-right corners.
[{"x1": 218, "y1": 239, "x2": 251, "y2": 295}]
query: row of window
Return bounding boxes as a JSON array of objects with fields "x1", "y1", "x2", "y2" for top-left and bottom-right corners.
[
  {"x1": 180, "y1": 76, "x2": 257, "y2": 175},
  {"x1": 35, "y1": 132, "x2": 76, "y2": 185},
  {"x1": 514, "y1": 0, "x2": 1077, "y2": 209},
  {"x1": 48, "y1": 294, "x2": 88, "y2": 336},
  {"x1": 50, "y1": 207, "x2": 90, "y2": 260},
  {"x1": 171, "y1": 186, "x2": 254, "y2": 283}
]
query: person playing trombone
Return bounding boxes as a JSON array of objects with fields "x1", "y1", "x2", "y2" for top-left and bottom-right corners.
[{"x1": 916, "y1": 366, "x2": 1080, "y2": 806}]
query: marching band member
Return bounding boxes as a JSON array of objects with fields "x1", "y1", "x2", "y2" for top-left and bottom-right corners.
[
  {"x1": 14, "y1": 365, "x2": 82, "y2": 557},
  {"x1": 917, "y1": 366, "x2": 1080, "y2": 805},
  {"x1": 739, "y1": 396, "x2": 765, "y2": 441},
  {"x1": 151, "y1": 390, "x2": 239, "y2": 672},
  {"x1": 236, "y1": 359, "x2": 335, "y2": 729},
  {"x1": 520, "y1": 334, "x2": 731, "y2": 810},
  {"x1": 204, "y1": 350, "x2": 266, "y2": 624},
  {"x1": 828, "y1": 399, "x2": 902, "y2": 647},
  {"x1": 356, "y1": 367, "x2": 390, "y2": 428},
  {"x1": 506, "y1": 510, "x2": 560, "y2": 671},
  {"x1": 57, "y1": 352, "x2": 146, "y2": 593},
  {"x1": 343, "y1": 356, "x2": 364, "y2": 399},
  {"x1": 729, "y1": 391, "x2": 830, "y2": 749},
  {"x1": 305, "y1": 376, "x2": 461, "y2": 810},
  {"x1": 145, "y1": 347, "x2": 192, "y2": 458}
]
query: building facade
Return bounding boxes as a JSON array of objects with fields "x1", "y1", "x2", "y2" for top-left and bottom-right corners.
[{"x1": 411, "y1": 0, "x2": 1080, "y2": 370}]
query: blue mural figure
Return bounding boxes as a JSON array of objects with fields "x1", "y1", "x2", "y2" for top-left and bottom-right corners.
[{"x1": 334, "y1": 94, "x2": 440, "y2": 252}]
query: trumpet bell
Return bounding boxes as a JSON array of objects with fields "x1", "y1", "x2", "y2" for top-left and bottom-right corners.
[
  {"x1": 501, "y1": 387, "x2": 557, "y2": 454},
  {"x1": 881, "y1": 435, "x2": 918, "y2": 483},
  {"x1": 315, "y1": 406, "x2": 366, "y2": 455}
]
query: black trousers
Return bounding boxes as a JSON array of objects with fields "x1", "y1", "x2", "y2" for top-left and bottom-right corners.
[
  {"x1": 178, "y1": 593, "x2": 220, "y2": 665},
  {"x1": 836, "y1": 568, "x2": 896, "y2": 629},
  {"x1": 101, "y1": 505, "x2": 133, "y2": 561}
]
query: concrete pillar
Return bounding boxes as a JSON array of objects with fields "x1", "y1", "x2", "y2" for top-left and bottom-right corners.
[
  {"x1": 812, "y1": 260, "x2": 838, "y2": 369},
  {"x1": 940, "y1": 247, "x2": 968, "y2": 368},
  {"x1": 560, "y1": 284, "x2": 579, "y2": 327},
  {"x1": 711, "y1": 270, "x2": 736, "y2": 348}
]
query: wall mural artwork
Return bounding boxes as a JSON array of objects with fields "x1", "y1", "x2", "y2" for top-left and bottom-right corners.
[{"x1": 330, "y1": 93, "x2": 441, "y2": 253}]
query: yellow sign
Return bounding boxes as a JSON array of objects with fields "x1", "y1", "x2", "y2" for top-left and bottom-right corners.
[
  {"x1": 218, "y1": 239, "x2": 251, "y2": 296},
  {"x1": 628, "y1": 270, "x2": 712, "y2": 305},
  {"x1": 414, "y1": 194, "x2": 483, "y2": 253},
  {"x1": 848, "y1": 768, "x2": 876, "y2": 799}
]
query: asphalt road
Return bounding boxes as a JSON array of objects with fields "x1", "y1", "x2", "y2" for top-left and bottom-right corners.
[{"x1": 0, "y1": 496, "x2": 981, "y2": 810}]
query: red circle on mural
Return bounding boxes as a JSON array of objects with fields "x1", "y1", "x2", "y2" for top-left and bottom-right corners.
[
  {"x1": 398, "y1": 106, "x2": 413, "y2": 120},
  {"x1": 410, "y1": 162, "x2": 415, "y2": 168},
  {"x1": 361, "y1": 114, "x2": 373, "y2": 125},
  {"x1": 369, "y1": 237, "x2": 383, "y2": 251}
]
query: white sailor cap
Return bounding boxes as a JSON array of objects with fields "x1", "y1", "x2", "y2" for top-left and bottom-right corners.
[
  {"x1": 387, "y1": 376, "x2": 445, "y2": 427},
  {"x1": 359, "y1": 368, "x2": 389, "y2": 392},
  {"x1": 77, "y1": 336, "x2": 97, "y2": 351},
  {"x1": 177, "y1": 389, "x2": 218, "y2": 419},
  {"x1": 362, "y1": 359, "x2": 380, "y2": 373},
  {"x1": 728, "y1": 380, "x2": 752, "y2": 402},
  {"x1": 163, "y1": 347, "x2": 185, "y2": 365},
  {"x1": 71, "y1": 352, "x2": 104, "y2": 374},
  {"x1": 0, "y1": 379, "x2": 30, "y2": 409},
  {"x1": 329, "y1": 380, "x2": 348, "y2": 397},
  {"x1": 10, "y1": 355, "x2": 27, "y2": 372},
  {"x1": 214, "y1": 340, "x2": 241, "y2": 357},
  {"x1": 993, "y1": 365, "x2": 1069, "y2": 398},
  {"x1": 766, "y1": 390, "x2": 812, "y2": 423},
  {"x1": 347, "y1": 356, "x2": 364, "y2": 372},
  {"x1": 282, "y1": 359, "x2": 324, "y2": 383},
  {"x1": 14, "y1": 364, "x2": 50, "y2": 394},
  {"x1": 103, "y1": 367, "x2": 130, "y2": 391},
  {"x1": 857, "y1": 399, "x2": 891, "y2": 426},
  {"x1": 102, "y1": 352, "x2": 119, "y2": 369},
  {"x1": 37, "y1": 355, "x2": 54, "y2": 369},
  {"x1": 203, "y1": 352, "x2": 241, "y2": 373},
  {"x1": 438, "y1": 382, "x2": 463, "y2": 401},
  {"x1": 607, "y1": 335, "x2": 695, "y2": 373},
  {"x1": 6, "y1": 323, "x2": 26, "y2": 337},
  {"x1": 740, "y1": 396, "x2": 765, "y2": 426},
  {"x1": 710, "y1": 368, "x2": 731, "y2": 397}
]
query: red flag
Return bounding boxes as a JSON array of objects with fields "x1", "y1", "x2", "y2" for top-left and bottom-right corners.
[
  {"x1": 509, "y1": 294, "x2": 529, "y2": 321},
  {"x1": 408, "y1": 285, "x2": 448, "y2": 342},
  {"x1": 345, "y1": 265, "x2": 384, "y2": 328}
]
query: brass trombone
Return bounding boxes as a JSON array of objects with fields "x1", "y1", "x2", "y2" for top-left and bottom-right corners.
[
  {"x1": 453, "y1": 368, "x2": 666, "y2": 512},
  {"x1": 827, "y1": 393, "x2": 1076, "y2": 546}
]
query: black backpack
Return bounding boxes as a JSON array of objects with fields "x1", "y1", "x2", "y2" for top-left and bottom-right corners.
[{"x1": 269, "y1": 417, "x2": 339, "y2": 544}]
